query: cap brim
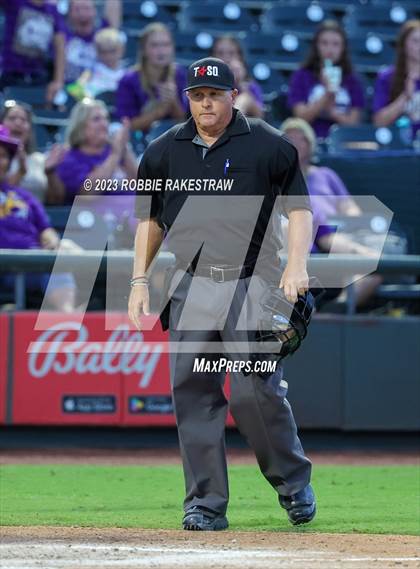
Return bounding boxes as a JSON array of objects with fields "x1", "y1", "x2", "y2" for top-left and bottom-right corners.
[{"x1": 183, "y1": 83, "x2": 234, "y2": 92}]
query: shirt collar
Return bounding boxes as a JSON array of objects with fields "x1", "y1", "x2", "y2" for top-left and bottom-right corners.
[
  {"x1": 174, "y1": 108, "x2": 250, "y2": 141},
  {"x1": 192, "y1": 134, "x2": 209, "y2": 148}
]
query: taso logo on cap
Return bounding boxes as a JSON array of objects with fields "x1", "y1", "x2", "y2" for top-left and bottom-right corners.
[
  {"x1": 185, "y1": 57, "x2": 234, "y2": 91},
  {"x1": 194, "y1": 65, "x2": 220, "y2": 77}
]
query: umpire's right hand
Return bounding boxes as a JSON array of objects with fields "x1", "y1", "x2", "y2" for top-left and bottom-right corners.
[{"x1": 128, "y1": 285, "x2": 150, "y2": 330}]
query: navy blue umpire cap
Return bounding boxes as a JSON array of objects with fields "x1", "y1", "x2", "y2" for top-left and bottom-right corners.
[{"x1": 184, "y1": 57, "x2": 235, "y2": 92}]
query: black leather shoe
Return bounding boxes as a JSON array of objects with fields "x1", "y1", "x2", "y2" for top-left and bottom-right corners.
[
  {"x1": 279, "y1": 484, "x2": 316, "y2": 525},
  {"x1": 182, "y1": 506, "x2": 229, "y2": 531}
]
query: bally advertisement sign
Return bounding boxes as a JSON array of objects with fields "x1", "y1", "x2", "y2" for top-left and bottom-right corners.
[
  {"x1": 10, "y1": 312, "x2": 171, "y2": 426},
  {"x1": 3, "y1": 312, "x2": 234, "y2": 427}
]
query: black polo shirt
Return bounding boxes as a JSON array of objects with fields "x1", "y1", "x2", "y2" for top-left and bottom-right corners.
[{"x1": 135, "y1": 109, "x2": 312, "y2": 268}]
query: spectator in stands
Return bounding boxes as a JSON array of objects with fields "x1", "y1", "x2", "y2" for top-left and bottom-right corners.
[
  {"x1": 281, "y1": 117, "x2": 362, "y2": 217},
  {"x1": 211, "y1": 36, "x2": 264, "y2": 118},
  {"x1": 64, "y1": 0, "x2": 122, "y2": 84},
  {"x1": 280, "y1": 117, "x2": 382, "y2": 309},
  {"x1": 45, "y1": 98, "x2": 137, "y2": 238},
  {"x1": 116, "y1": 22, "x2": 187, "y2": 132},
  {"x1": 373, "y1": 20, "x2": 420, "y2": 137},
  {"x1": 0, "y1": 125, "x2": 77, "y2": 311},
  {"x1": 288, "y1": 20, "x2": 365, "y2": 139},
  {"x1": 67, "y1": 27, "x2": 126, "y2": 100},
  {"x1": 0, "y1": 100, "x2": 48, "y2": 203},
  {"x1": 0, "y1": 0, "x2": 65, "y2": 103}
]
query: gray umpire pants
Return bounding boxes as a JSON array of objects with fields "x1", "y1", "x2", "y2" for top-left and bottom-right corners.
[{"x1": 167, "y1": 268, "x2": 312, "y2": 516}]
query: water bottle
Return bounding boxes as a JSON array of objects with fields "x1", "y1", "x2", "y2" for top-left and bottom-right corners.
[{"x1": 323, "y1": 59, "x2": 341, "y2": 93}]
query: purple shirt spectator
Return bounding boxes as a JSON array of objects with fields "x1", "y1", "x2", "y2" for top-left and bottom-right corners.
[
  {"x1": 55, "y1": 145, "x2": 135, "y2": 226},
  {"x1": 63, "y1": 17, "x2": 108, "y2": 83},
  {"x1": 373, "y1": 65, "x2": 420, "y2": 135},
  {"x1": 305, "y1": 167, "x2": 350, "y2": 253},
  {"x1": 56, "y1": 145, "x2": 111, "y2": 203},
  {"x1": 116, "y1": 65, "x2": 188, "y2": 123},
  {"x1": 307, "y1": 166, "x2": 350, "y2": 218},
  {"x1": 0, "y1": 182, "x2": 50, "y2": 249},
  {"x1": 288, "y1": 68, "x2": 365, "y2": 138},
  {"x1": 0, "y1": 0, "x2": 63, "y2": 77},
  {"x1": 244, "y1": 80, "x2": 264, "y2": 107},
  {"x1": 309, "y1": 195, "x2": 336, "y2": 254}
]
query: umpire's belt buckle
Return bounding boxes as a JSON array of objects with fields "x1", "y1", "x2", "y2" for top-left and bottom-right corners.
[{"x1": 210, "y1": 266, "x2": 225, "y2": 283}]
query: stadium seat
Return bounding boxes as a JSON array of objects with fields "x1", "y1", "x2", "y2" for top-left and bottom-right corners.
[
  {"x1": 354, "y1": 72, "x2": 376, "y2": 119},
  {"x1": 260, "y1": 3, "x2": 336, "y2": 38},
  {"x1": 3, "y1": 85, "x2": 47, "y2": 109},
  {"x1": 266, "y1": 91, "x2": 290, "y2": 125},
  {"x1": 33, "y1": 108, "x2": 69, "y2": 127},
  {"x1": 320, "y1": 152, "x2": 420, "y2": 254},
  {"x1": 122, "y1": 1, "x2": 176, "y2": 33},
  {"x1": 124, "y1": 34, "x2": 140, "y2": 65},
  {"x1": 178, "y1": 2, "x2": 258, "y2": 34},
  {"x1": 370, "y1": 0, "x2": 420, "y2": 16},
  {"x1": 31, "y1": 112, "x2": 68, "y2": 152},
  {"x1": 175, "y1": 31, "x2": 217, "y2": 66},
  {"x1": 34, "y1": 123, "x2": 56, "y2": 152},
  {"x1": 326, "y1": 124, "x2": 414, "y2": 154},
  {"x1": 44, "y1": 206, "x2": 72, "y2": 235},
  {"x1": 317, "y1": 0, "x2": 364, "y2": 7},
  {"x1": 55, "y1": 206, "x2": 110, "y2": 250},
  {"x1": 244, "y1": 33, "x2": 309, "y2": 72},
  {"x1": 344, "y1": 4, "x2": 416, "y2": 40},
  {"x1": 130, "y1": 130, "x2": 147, "y2": 156},
  {"x1": 249, "y1": 63, "x2": 286, "y2": 99},
  {"x1": 375, "y1": 284, "x2": 420, "y2": 301},
  {"x1": 348, "y1": 33, "x2": 394, "y2": 73},
  {"x1": 95, "y1": 91, "x2": 116, "y2": 118},
  {"x1": 145, "y1": 119, "x2": 178, "y2": 144}
]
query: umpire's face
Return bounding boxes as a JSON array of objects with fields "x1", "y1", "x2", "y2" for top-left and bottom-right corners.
[{"x1": 187, "y1": 87, "x2": 238, "y2": 132}]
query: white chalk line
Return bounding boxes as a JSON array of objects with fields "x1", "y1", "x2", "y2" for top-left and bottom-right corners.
[{"x1": 0, "y1": 543, "x2": 419, "y2": 568}]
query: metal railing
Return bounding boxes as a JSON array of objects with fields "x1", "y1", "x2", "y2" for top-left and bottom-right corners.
[{"x1": 1, "y1": 249, "x2": 420, "y2": 312}]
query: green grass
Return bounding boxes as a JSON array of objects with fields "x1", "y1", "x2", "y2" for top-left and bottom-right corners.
[{"x1": 0, "y1": 465, "x2": 419, "y2": 534}]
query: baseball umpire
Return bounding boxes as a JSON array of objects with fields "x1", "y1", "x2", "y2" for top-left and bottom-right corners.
[{"x1": 128, "y1": 57, "x2": 316, "y2": 531}]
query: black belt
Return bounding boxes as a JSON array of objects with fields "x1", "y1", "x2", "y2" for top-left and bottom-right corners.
[{"x1": 185, "y1": 264, "x2": 255, "y2": 283}]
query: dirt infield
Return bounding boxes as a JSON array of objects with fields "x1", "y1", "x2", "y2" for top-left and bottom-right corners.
[
  {"x1": 1, "y1": 527, "x2": 419, "y2": 569},
  {"x1": 1, "y1": 447, "x2": 419, "y2": 465},
  {"x1": 1, "y1": 449, "x2": 418, "y2": 568}
]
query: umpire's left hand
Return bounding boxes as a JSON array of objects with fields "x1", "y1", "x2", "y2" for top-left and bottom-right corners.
[{"x1": 279, "y1": 264, "x2": 309, "y2": 304}]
